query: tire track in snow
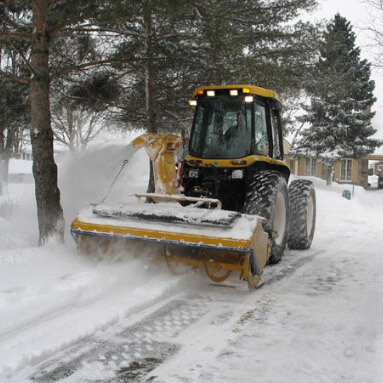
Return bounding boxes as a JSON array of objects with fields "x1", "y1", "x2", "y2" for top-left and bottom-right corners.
[
  {"x1": 26, "y1": 294, "x2": 219, "y2": 383},
  {"x1": 18, "y1": 249, "x2": 322, "y2": 383}
]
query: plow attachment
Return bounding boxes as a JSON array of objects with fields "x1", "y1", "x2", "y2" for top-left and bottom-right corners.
[{"x1": 71, "y1": 194, "x2": 271, "y2": 288}]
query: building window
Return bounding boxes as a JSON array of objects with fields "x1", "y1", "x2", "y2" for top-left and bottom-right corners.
[
  {"x1": 341, "y1": 159, "x2": 353, "y2": 181},
  {"x1": 305, "y1": 158, "x2": 317, "y2": 176}
]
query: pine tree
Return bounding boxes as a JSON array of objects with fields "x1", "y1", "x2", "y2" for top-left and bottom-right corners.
[
  {"x1": 111, "y1": 0, "x2": 319, "y2": 133},
  {"x1": 107, "y1": 0, "x2": 199, "y2": 133},
  {"x1": 0, "y1": 0, "x2": 123, "y2": 243},
  {"x1": 193, "y1": 0, "x2": 319, "y2": 94},
  {"x1": 292, "y1": 14, "x2": 382, "y2": 184}
]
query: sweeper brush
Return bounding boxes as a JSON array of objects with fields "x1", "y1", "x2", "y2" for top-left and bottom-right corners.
[
  {"x1": 71, "y1": 85, "x2": 316, "y2": 288},
  {"x1": 71, "y1": 194, "x2": 270, "y2": 288}
]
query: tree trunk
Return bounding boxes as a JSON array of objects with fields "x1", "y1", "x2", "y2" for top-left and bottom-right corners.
[
  {"x1": 0, "y1": 129, "x2": 4, "y2": 196},
  {"x1": 67, "y1": 108, "x2": 76, "y2": 152},
  {"x1": 143, "y1": 0, "x2": 156, "y2": 134},
  {"x1": 30, "y1": 0, "x2": 64, "y2": 244},
  {"x1": 0, "y1": 157, "x2": 10, "y2": 194},
  {"x1": 0, "y1": 128, "x2": 14, "y2": 197},
  {"x1": 0, "y1": 161, "x2": 5, "y2": 197},
  {"x1": 326, "y1": 165, "x2": 333, "y2": 186},
  {"x1": 143, "y1": 0, "x2": 156, "y2": 194}
]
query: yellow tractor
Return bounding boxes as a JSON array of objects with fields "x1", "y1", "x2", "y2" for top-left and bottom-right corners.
[{"x1": 71, "y1": 85, "x2": 316, "y2": 288}]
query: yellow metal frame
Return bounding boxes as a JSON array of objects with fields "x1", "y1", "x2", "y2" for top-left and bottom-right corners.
[
  {"x1": 72, "y1": 217, "x2": 251, "y2": 249},
  {"x1": 186, "y1": 154, "x2": 289, "y2": 170},
  {"x1": 132, "y1": 133, "x2": 181, "y2": 195}
]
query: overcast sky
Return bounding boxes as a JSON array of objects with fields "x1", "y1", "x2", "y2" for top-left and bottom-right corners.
[{"x1": 312, "y1": 0, "x2": 383, "y2": 141}]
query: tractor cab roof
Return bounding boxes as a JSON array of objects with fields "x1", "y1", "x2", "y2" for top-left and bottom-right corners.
[{"x1": 192, "y1": 84, "x2": 282, "y2": 108}]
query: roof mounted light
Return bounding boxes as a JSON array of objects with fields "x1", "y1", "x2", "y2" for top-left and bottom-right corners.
[
  {"x1": 206, "y1": 90, "x2": 215, "y2": 97},
  {"x1": 244, "y1": 96, "x2": 254, "y2": 103},
  {"x1": 242, "y1": 87, "x2": 251, "y2": 94},
  {"x1": 197, "y1": 89, "x2": 204, "y2": 95},
  {"x1": 189, "y1": 100, "x2": 197, "y2": 107},
  {"x1": 230, "y1": 89, "x2": 239, "y2": 96}
]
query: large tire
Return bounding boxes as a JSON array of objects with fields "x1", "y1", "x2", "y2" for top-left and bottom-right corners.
[
  {"x1": 243, "y1": 170, "x2": 289, "y2": 264},
  {"x1": 287, "y1": 179, "x2": 316, "y2": 250}
]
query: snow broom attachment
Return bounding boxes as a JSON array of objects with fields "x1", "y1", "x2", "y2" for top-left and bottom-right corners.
[
  {"x1": 70, "y1": 133, "x2": 271, "y2": 288},
  {"x1": 71, "y1": 195, "x2": 270, "y2": 288}
]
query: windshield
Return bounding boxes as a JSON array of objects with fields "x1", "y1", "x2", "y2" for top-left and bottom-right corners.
[{"x1": 189, "y1": 96, "x2": 253, "y2": 159}]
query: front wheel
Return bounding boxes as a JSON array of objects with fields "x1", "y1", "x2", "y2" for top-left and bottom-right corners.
[
  {"x1": 243, "y1": 171, "x2": 289, "y2": 264},
  {"x1": 287, "y1": 179, "x2": 316, "y2": 250}
]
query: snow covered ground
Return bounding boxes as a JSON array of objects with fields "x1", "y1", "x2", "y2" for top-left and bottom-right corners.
[{"x1": 1, "y1": 147, "x2": 383, "y2": 383}]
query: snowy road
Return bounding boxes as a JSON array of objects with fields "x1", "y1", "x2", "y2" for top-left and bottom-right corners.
[
  {"x1": 4, "y1": 247, "x2": 323, "y2": 383},
  {"x1": 1, "y1": 153, "x2": 383, "y2": 382},
  {"x1": 4, "y1": 237, "x2": 383, "y2": 383}
]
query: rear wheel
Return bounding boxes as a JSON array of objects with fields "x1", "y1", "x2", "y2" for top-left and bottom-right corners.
[
  {"x1": 243, "y1": 170, "x2": 289, "y2": 264},
  {"x1": 287, "y1": 179, "x2": 316, "y2": 250}
]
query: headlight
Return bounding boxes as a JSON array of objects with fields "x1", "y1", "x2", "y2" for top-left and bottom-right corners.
[
  {"x1": 232, "y1": 170, "x2": 244, "y2": 179},
  {"x1": 189, "y1": 169, "x2": 199, "y2": 178}
]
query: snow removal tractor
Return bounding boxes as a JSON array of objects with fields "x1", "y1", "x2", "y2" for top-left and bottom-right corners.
[{"x1": 71, "y1": 84, "x2": 316, "y2": 288}]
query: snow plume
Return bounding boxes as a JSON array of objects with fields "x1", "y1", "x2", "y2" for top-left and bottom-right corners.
[{"x1": 58, "y1": 144, "x2": 149, "y2": 240}]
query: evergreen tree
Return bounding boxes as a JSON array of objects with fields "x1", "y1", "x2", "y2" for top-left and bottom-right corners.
[
  {"x1": 110, "y1": 0, "x2": 319, "y2": 133},
  {"x1": 193, "y1": 0, "x2": 319, "y2": 94},
  {"x1": 292, "y1": 14, "x2": 381, "y2": 184},
  {"x1": 106, "y1": 0, "x2": 199, "y2": 133},
  {"x1": 0, "y1": 0, "x2": 123, "y2": 243}
]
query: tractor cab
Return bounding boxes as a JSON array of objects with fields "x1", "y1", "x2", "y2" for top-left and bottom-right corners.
[{"x1": 188, "y1": 85, "x2": 284, "y2": 161}]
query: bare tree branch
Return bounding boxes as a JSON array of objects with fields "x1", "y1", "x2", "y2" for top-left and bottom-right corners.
[
  {"x1": 0, "y1": 32, "x2": 31, "y2": 42},
  {"x1": 0, "y1": 69, "x2": 28, "y2": 84},
  {"x1": 5, "y1": 35, "x2": 37, "y2": 77},
  {"x1": 49, "y1": 58, "x2": 140, "y2": 81}
]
